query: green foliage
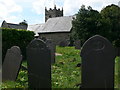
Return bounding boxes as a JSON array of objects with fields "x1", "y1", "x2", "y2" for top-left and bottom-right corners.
[
  {"x1": 114, "y1": 57, "x2": 120, "y2": 88},
  {"x1": 52, "y1": 46, "x2": 81, "y2": 88},
  {"x1": 1, "y1": 70, "x2": 28, "y2": 88},
  {"x1": 2, "y1": 28, "x2": 35, "y2": 61},
  {"x1": 72, "y1": 5, "x2": 102, "y2": 45},
  {"x1": 101, "y1": 4, "x2": 120, "y2": 47},
  {"x1": 72, "y1": 4, "x2": 120, "y2": 47}
]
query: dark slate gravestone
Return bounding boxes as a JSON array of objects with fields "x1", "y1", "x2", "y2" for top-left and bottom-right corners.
[
  {"x1": 80, "y1": 35, "x2": 116, "y2": 89},
  {"x1": 75, "y1": 40, "x2": 81, "y2": 49},
  {"x1": 2, "y1": 46, "x2": 22, "y2": 81},
  {"x1": 27, "y1": 38, "x2": 51, "y2": 89},
  {"x1": 46, "y1": 39, "x2": 56, "y2": 64}
]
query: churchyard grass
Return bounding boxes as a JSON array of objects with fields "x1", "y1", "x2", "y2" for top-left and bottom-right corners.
[
  {"x1": 1, "y1": 46, "x2": 120, "y2": 88},
  {"x1": 52, "y1": 46, "x2": 81, "y2": 88}
]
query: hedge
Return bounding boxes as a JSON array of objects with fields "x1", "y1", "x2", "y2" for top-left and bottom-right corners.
[{"x1": 2, "y1": 28, "x2": 35, "y2": 62}]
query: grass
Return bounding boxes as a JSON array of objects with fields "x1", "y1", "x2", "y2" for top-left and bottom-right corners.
[
  {"x1": 0, "y1": 46, "x2": 120, "y2": 89},
  {"x1": 52, "y1": 46, "x2": 81, "y2": 88}
]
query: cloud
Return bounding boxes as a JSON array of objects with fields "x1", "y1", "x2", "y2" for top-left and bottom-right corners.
[
  {"x1": 32, "y1": 0, "x2": 54, "y2": 15},
  {"x1": 32, "y1": 0, "x2": 118, "y2": 16},
  {"x1": 32, "y1": 0, "x2": 65, "y2": 15},
  {"x1": 0, "y1": 0, "x2": 119, "y2": 25},
  {"x1": 63, "y1": 0, "x2": 119, "y2": 15},
  {"x1": 0, "y1": 0, "x2": 22, "y2": 23}
]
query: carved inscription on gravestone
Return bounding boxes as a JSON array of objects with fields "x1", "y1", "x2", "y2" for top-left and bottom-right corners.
[
  {"x1": 27, "y1": 39, "x2": 51, "y2": 88},
  {"x1": 80, "y1": 35, "x2": 116, "y2": 88},
  {"x1": 2, "y1": 46, "x2": 22, "y2": 81}
]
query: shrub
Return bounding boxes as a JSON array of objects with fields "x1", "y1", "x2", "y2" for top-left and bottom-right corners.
[{"x1": 2, "y1": 28, "x2": 35, "y2": 62}]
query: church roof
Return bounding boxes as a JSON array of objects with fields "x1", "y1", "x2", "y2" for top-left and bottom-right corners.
[
  {"x1": 27, "y1": 24, "x2": 45, "y2": 36},
  {"x1": 39, "y1": 16, "x2": 73, "y2": 33},
  {"x1": 1, "y1": 20, "x2": 27, "y2": 30},
  {"x1": 27, "y1": 16, "x2": 74, "y2": 36}
]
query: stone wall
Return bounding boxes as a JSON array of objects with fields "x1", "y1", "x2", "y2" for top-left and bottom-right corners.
[
  {"x1": 39, "y1": 32, "x2": 70, "y2": 45},
  {"x1": 45, "y1": 6, "x2": 63, "y2": 22}
]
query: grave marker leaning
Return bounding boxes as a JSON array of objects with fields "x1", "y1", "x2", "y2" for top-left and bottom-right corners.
[{"x1": 2, "y1": 46, "x2": 22, "y2": 81}]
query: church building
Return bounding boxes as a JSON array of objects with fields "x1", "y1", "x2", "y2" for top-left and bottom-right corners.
[{"x1": 28, "y1": 5, "x2": 74, "y2": 46}]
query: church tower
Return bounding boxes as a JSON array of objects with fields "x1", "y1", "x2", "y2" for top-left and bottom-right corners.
[{"x1": 45, "y1": 5, "x2": 63, "y2": 22}]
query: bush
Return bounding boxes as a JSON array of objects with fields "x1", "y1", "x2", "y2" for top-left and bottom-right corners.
[
  {"x1": 2, "y1": 28, "x2": 35, "y2": 62},
  {"x1": 72, "y1": 4, "x2": 120, "y2": 47}
]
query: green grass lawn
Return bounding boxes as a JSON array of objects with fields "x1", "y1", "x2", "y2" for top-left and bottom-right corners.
[{"x1": 1, "y1": 46, "x2": 120, "y2": 89}]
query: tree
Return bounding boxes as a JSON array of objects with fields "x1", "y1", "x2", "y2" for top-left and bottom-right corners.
[
  {"x1": 100, "y1": 4, "x2": 120, "y2": 47},
  {"x1": 72, "y1": 5, "x2": 102, "y2": 44},
  {"x1": 19, "y1": 20, "x2": 28, "y2": 26},
  {"x1": 72, "y1": 4, "x2": 120, "y2": 47}
]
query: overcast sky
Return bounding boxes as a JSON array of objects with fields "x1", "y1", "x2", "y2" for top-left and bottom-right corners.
[{"x1": 0, "y1": 0, "x2": 119, "y2": 25}]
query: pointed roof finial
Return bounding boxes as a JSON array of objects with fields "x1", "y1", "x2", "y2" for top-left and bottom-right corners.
[
  {"x1": 54, "y1": 4, "x2": 56, "y2": 9},
  {"x1": 62, "y1": 7, "x2": 63, "y2": 11},
  {"x1": 54, "y1": 0, "x2": 56, "y2": 9},
  {"x1": 45, "y1": 6, "x2": 47, "y2": 10}
]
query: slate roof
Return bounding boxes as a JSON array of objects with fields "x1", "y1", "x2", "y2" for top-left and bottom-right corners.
[
  {"x1": 39, "y1": 16, "x2": 73, "y2": 33},
  {"x1": 27, "y1": 24, "x2": 45, "y2": 36},
  {"x1": 7, "y1": 23, "x2": 27, "y2": 30},
  {"x1": 27, "y1": 16, "x2": 73, "y2": 36},
  {"x1": 1, "y1": 20, "x2": 27, "y2": 30},
  {"x1": 119, "y1": 1, "x2": 120, "y2": 7}
]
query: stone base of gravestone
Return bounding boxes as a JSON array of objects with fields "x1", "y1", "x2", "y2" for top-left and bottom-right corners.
[
  {"x1": 74, "y1": 40, "x2": 81, "y2": 49},
  {"x1": 2, "y1": 46, "x2": 22, "y2": 81},
  {"x1": 27, "y1": 39, "x2": 51, "y2": 88},
  {"x1": 46, "y1": 39, "x2": 56, "y2": 64},
  {"x1": 80, "y1": 35, "x2": 116, "y2": 88}
]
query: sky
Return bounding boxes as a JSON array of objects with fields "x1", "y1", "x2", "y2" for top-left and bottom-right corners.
[{"x1": 0, "y1": 0, "x2": 119, "y2": 25}]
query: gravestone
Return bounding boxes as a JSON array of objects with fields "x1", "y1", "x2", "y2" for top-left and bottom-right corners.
[
  {"x1": 27, "y1": 38, "x2": 51, "y2": 88},
  {"x1": 46, "y1": 39, "x2": 56, "y2": 64},
  {"x1": 74, "y1": 40, "x2": 81, "y2": 49},
  {"x1": 80, "y1": 35, "x2": 116, "y2": 88},
  {"x1": 2, "y1": 46, "x2": 22, "y2": 81}
]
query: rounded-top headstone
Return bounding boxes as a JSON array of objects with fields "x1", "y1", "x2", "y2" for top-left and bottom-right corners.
[
  {"x1": 27, "y1": 38, "x2": 47, "y2": 49},
  {"x1": 2, "y1": 46, "x2": 22, "y2": 81},
  {"x1": 80, "y1": 35, "x2": 116, "y2": 88},
  {"x1": 27, "y1": 38, "x2": 51, "y2": 88},
  {"x1": 81, "y1": 35, "x2": 115, "y2": 57}
]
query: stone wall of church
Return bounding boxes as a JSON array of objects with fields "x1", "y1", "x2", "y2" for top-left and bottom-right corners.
[
  {"x1": 39, "y1": 32, "x2": 70, "y2": 45},
  {"x1": 45, "y1": 6, "x2": 63, "y2": 22}
]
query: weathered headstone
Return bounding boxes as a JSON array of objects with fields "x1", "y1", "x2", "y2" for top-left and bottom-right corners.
[
  {"x1": 74, "y1": 40, "x2": 81, "y2": 49},
  {"x1": 46, "y1": 39, "x2": 56, "y2": 64},
  {"x1": 80, "y1": 35, "x2": 116, "y2": 88},
  {"x1": 2, "y1": 46, "x2": 22, "y2": 81},
  {"x1": 27, "y1": 39, "x2": 51, "y2": 88}
]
